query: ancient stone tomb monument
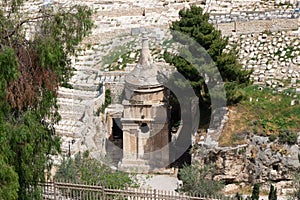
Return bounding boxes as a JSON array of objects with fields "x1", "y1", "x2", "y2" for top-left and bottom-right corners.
[{"x1": 107, "y1": 33, "x2": 170, "y2": 172}]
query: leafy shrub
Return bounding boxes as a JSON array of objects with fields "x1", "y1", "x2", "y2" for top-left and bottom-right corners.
[
  {"x1": 55, "y1": 152, "x2": 136, "y2": 188},
  {"x1": 278, "y1": 130, "x2": 297, "y2": 145},
  {"x1": 253, "y1": 126, "x2": 258, "y2": 134},
  {"x1": 235, "y1": 192, "x2": 243, "y2": 200},
  {"x1": 269, "y1": 134, "x2": 277, "y2": 142},
  {"x1": 179, "y1": 163, "x2": 224, "y2": 196},
  {"x1": 98, "y1": 89, "x2": 112, "y2": 114}
]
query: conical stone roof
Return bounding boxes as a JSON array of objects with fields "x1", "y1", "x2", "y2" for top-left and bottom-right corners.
[{"x1": 125, "y1": 32, "x2": 161, "y2": 87}]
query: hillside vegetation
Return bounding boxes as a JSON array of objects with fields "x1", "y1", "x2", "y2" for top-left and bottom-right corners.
[{"x1": 220, "y1": 85, "x2": 300, "y2": 146}]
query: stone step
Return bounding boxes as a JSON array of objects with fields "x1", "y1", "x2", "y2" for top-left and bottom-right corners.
[
  {"x1": 75, "y1": 55, "x2": 95, "y2": 61},
  {"x1": 58, "y1": 110, "x2": 83, "y2": 120},
  {"x1": 73, "y1": 66, "x2": 99, "y2": 73},
  {"x1": 57, "y1": 113, "x2": 84, "y2": 122},
  {"x1": 58, "y1": 87, "x2": 99, "y2": 100},
  {"x1": 56, "y1": 98, "x2": 86, "y2": 113},
  {"x1": 57, "y1": 103, "x2": 85, "y2": 111},
  {"x1": 57, "y1": 97, "x2": 83, "y2": 105},
  {"x1": 74, "y1": 60, "x2": 95, "y2": 67},
  {"x1": 54, "y1": 120, "x2": 84, "y2": 136},
  {"x1": 70, "y1": 83, "x2": 99, "y2": 91},
  {"x1": 56, "y1": 119, "x2": 83, "y2": 127}
]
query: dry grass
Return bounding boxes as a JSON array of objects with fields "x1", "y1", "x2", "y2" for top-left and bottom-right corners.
[
  {"x1": 223, "y1": 184, "x2": 252, "y2": 195},
  {"x1": 219, "y1": 104, "x2": 255, "y2": 147}
]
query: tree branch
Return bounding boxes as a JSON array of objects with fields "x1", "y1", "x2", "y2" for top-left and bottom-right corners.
[
  {"x1": 3, "y1": 14, "x2": 53, "y2": 40},
  {"x1": 4, "y1": 4, "x2": 82, "y2": 40}
]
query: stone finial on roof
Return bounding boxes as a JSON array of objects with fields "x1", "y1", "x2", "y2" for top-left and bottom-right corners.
[
  {"x1": 125, "y1": 32, "x2": 161, "y2": 86},
  {"x1": 137, "y1": 32, "x2": 153, "y2": 68}
]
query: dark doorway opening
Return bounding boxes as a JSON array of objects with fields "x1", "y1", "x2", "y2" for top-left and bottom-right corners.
[
  {"x1": 112, "y1": 118, "x2": 123, "y2": 140},
  {"x1": 106, "y1": 118, "x2": 123, "y2": 167}
]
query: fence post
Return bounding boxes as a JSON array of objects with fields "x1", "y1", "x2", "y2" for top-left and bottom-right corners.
[
  {"x1": 53, "y1": 181, "x2": 56, "y2": 200},
  {"x1": 154, "y1": 189, "x2": 157, "y2": 200},
  {"x1": 102, "y1": 185, "x2": 105, "y2": 200}
]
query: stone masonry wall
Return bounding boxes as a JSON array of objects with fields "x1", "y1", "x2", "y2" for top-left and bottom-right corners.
[
  {"x1": 217, "y1": 18, "x2": 298, "y2": 36},
  {"x1": 228, "y1": 30, "x2": 300, "y2": 88}
]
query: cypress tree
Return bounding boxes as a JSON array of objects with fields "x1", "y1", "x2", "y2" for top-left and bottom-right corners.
[
  {"x1": 251, "y1": 183, "x2": 260, "y2": 200},
  {"x1": 268, "y1": 184, "x2": 277, "y2": 200}
]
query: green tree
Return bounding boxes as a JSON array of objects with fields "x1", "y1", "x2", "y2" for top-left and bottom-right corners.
[
  {"x1": 100, "y1": 89, "x2": 112, "y2": 113},
  {"x1": 165, "y1": 6, "x2": 251, "y2": 126},
  {"x1": 55, "y1": 152, "x2": 136, "y2": 189},
  {"x1": 251, "y1": 183, "x2": 260, "y2": 200},
  {"x1": 235, "y1": 192, "x2": 243, "y2": 200},
  {"x1": 0, "y1": 1, "x2": 93, "y2": 199},
  {"x1": 178, "y1": 162, "x2": 224, "y2": 196},
  {"x1": 268, "y1": 184, "x2": 277, "y2": 200}
]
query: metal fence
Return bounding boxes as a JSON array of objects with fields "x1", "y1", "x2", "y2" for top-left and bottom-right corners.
[{"x1": 40, "y1": 181, "x2": 224, "y2": 200}]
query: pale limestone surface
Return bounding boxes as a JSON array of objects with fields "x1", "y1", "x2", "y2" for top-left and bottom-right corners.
[{"x1": 136, "y1": 174, "x2": 178, "y2": 191}]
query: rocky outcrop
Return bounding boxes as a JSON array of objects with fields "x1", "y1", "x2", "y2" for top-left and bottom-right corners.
[{"x1": 194, "y1": 134, "x2": 300, "y2": 193}]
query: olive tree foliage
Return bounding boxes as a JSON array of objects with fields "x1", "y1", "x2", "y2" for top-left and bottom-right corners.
[
  {"x1": 55, "y1": 152, "x2": 137, "y2": 189},
  {"x1": 0, "y1": 0, "x2": 93, "y2": 199},
  {"x1": 179, "y1": 162, "x2": 224, "y2": 196}
]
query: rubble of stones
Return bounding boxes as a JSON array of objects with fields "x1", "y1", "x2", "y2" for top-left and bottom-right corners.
[{"x1": 193, "y1": 134, "x2": 300, "y2": 194}]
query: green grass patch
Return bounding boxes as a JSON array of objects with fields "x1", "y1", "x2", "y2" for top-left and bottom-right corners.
[
  {"x1": 221, "y1": 85, "x2": 300, "y2": 146},
  {"x1": 240, "y1": 85, "x2": 300, "y2": 135}
]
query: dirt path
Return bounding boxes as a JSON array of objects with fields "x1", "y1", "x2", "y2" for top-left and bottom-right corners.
[{"x1": 136, "y1": 174, "x2": 178, "y2": 192}]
